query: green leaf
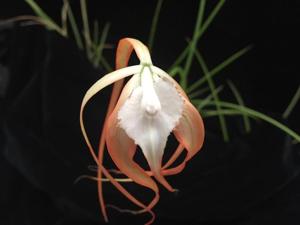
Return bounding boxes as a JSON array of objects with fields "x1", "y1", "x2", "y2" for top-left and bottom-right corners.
[
  {"x1": 283, "y1": 85, "x2": 300, "y2": 119},
  {"x1": 169, "y1": 66, "x2": 184, "y2": 77},
  {"x1": 25, "y1": 0, "x2": 64, "y2": 36},
  {"x1": 194, "y1": 49, "x2": 229, "y2": 142},
  {"x1": 206, "y1": 101, "x2": 300, "y2": 142},
  {"x1": 181, "y1": 0, "x2": 206, "y2": 89},
  {"x1": 168, "y1": 45, "x2": 189, "y2": 72},
  {"x1": 93, "y1": 22, "x2": 111, "y2": 68},
  {"x1": 148, "y1": 0, "x2": 164, "y2": 52},
  {"x1": 100, "y1": 57, "x2": 113, "y2": 72},
  {"x1": 66, "y1": 0, "x2": 84, "y2": 49},
  {"x1": 196, "y1": 85, "x2": 223, "y2": 109},
  {"x1": 168, "y1": 0, "x2": 225, "y2": 75},
  {"x1": 195, "y1": 0, "x2": 225, "y2": 39},
  {"x1": 93, "y1": 20, "x2": 99, "y2": 47},
  {"x1": 61, "y1": 0, "x2": 69, "y2": 37},
  {"x1": 202, "y1": 109, "x2": 254, "y2": 118},
  {"x1": 80, "y1": 0, "x2": 92, "y2": 59},
  {"x1": 187, "y1": 45, "x2": 252, "y2": 93},
  {"x1": 188, "y1": 86, "x2": 210, "y2": 99},
  {"x1": 227, "y1": 80, "x2": 251, "y2": 132}
]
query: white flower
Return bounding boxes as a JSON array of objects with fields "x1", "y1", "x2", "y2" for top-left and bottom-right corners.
[
  {"x1": 117, "y1": 65, "x2": 184, "y2": 189},
  {"x1": 80, "y1": 38, "x2": 205, "y2": 224}
]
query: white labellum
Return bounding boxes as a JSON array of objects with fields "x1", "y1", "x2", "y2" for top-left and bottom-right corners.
[{"x1": 118, "y1": 67, "x2": 184, "y2": 173}]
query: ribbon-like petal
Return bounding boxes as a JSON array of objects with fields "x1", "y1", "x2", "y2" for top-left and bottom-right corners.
[
  {"x1": 80, "y1": 65, "x2": 142, "y2": 163},
  {"x1": 152, "y1": 65, "x2": 205, "y2": 167},
  {"x1": 105, "y1": 74, "x2": 160, "y2": 210},
  {"x1": 174, "y1": 100, "x2": 205, "y2": 160}
]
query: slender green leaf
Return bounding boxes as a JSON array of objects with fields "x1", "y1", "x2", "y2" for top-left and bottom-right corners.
[
  {"x1": 169, "y1": 66, "x2": 184, "y2": 77},
  {"x1": 61, "y1": 0, "x2": 69, "y2": 37},
  {"x1": 181, "y1": 0, "x2": 206, "y2": 89},
  {"x1": 167, "y1": 66, "x2": 191, "y2": 89},
  {"x1": 205, "y1": 101, "x2": 300, "y2": 142},
  {"x1": 80, "y1": 0, "x2": 92, "y2": 59},
  {"x1": 100, "y1": 57, "x2": 113, "y2": 72},
  {"x1": 148, "y1": 0, "x2": 164, "y2": 51},
  {"x1": 169, "y1": 0, "x2": 225, "y2": 74},
  {"x1": 196, "y1": 85, "x2": 223, "y2": 109},
  {"x1": 195, "y1": 49, "x2": 229, "y2": 141},
  {"x1": 202, "y1": 109, "x2": 254, "y2": 118},
  {"x1": 168, "y1": 45, "x2": 189, "y2": 72},
  {"x1": 93, "y1": 20, "x2": 99, "y2": 47},
  {"x1": 93, "y1": 22, "x2": 110, "y2": 68},
  {"x1": 25, "y1": 0, "x2": 64, "y2": 35},
  {"x1": 283, "y1": 85, "x2": 300, "y2": 119},
  {"x1": 188, "y1": 45, "x2": 252, "y2": 93},
  {"x1": 188, "y1": 86, "x2": 210, "y2": 99},
  {"x1": 227, "y1": 80, "x2": 251, "y2": 132},
  {"x1": 168, "y1": 0, "x2": 225, "y2": 74},
  {"x1": 195, "y1": 0, "x2": 225, "y2": 40},
  {"x1": 66, "y1": 1, "x2": 83, "y2": 49}
]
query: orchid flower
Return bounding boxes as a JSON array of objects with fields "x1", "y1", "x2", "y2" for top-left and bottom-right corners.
[{"x1": 80, "y1": 38, "x2": 205, "y2": 224}]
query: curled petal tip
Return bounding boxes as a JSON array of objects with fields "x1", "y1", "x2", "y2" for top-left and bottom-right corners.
[
  {"x1": 106, "y1": 76, "x2": 159, "y2": 193},
  {"x1": 174, "y1": 100, "x2": 205, "y2": 160}
]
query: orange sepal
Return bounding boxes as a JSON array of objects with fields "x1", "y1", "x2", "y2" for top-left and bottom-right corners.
[
  {"x1": 174, "y1": 100, "x2": 205, "y2": 160},
  {"x1": 105, "y1": 75, "x2": 160, "y2": 210}
]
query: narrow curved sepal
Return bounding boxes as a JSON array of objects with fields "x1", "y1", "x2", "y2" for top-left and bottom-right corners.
[
  {"x1": 105, "y1": 75, "x2": 160, "y2": 209},
  {"x1": 173, "y1": 100, "x2": 205, "y2": 160},
  {"x1": 116, "y1": 38, "x2": 152, "y2": 69},
  {"x1": 151, "y1": 65, "x2": 205, "y2": 165},
  {"x1": 80, "y1": 65, "x2": 141, "y2": 163}
]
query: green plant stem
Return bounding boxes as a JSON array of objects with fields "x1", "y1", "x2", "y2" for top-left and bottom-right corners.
[
  {"x1": 168, "y1": 45, "x2": 189, "y2": 72},
  {"x1": 195, "y1": 49, "x2": 229, "y2": 141},
  {"x1": 93, "y1": 23, "x2": 110, "y2": 68},
  {"x1": 169, "y1": 0, "x2": 225, "y2": 76},
  {"x1": 196, "y1": 85, "x2": 223, "y2": 109},
  {"x1": 169, "y1": 66, "x2": 184, "y2": 77},
  {"x1": 80, "y1": 0, "x2": 92, "y2": 59},
  {"x1": 283, "y1": 85, "x2": 300, "y2": 119},
  {"x1": 61, "y1": 0, "x2": 69, "y2": 37},
  {"x1": 93, "y1": 20, "x2": 99, "y2": 46},
  {"x1": 227, "y1": 80, "x2": 251, "y2": 132},
  {"x1": 204, "y1": 101, "x2": 300, "y2": 142},
  {"x1": 66, "y1": 1, "x2": 83, "y2": 49},
  {"x1": 148, "y1": 0, "x2": 164, "y2": 52},
  {"x1": 188, "y1": 86, "x2": 210, "y2": 99},
  {"x1": 25, "y1": 0, "x2": 64, "y2": 36},
  {"x1": 181, "y1": 0, "x2": 206, "y2": 90},
  {"x1": 187, "y1": 45, "x2": 252, "y2": 93},
  {"x1": 202, "y1": 109, "x2": 253, "y2": 118},
  {"x1": 195, "y1": 0, "x2": 225, "y2": 39},
  {"x1": 100, "y1": 57, "x2": 113, "y2": 72}
]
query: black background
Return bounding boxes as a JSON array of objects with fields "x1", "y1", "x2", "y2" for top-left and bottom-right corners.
[
  {"x1": 1, "y1": 0, "x2": 300, "y2": 112},
  {"x1": 1, "y1": 1, "x2": 300, "y2": 225}
]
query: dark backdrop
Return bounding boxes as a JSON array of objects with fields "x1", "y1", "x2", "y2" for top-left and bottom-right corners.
[
  {"x1": 1, "y1": 0, "x2": 300, "y2": 113},
  {"x1": 1, "y1": 1, "x2": 300, "y2": 225}
]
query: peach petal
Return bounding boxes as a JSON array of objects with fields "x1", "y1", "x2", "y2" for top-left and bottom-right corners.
[
  {"x1": 173, "y1": 100, "x2": 205, "y2": 160},
  {"x1": 116, "y1": 38, "x2": 152, "y2": 69},
  {"x1": 105, "y1": 75, "x2": 160, "y2": 209},
  {"x1": 80, "y1": 65, "x2": 141, "y2": 164}
]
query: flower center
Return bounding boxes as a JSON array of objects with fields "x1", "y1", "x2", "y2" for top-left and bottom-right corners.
[{"x1": 140, "y1": 66, "x2": 161, "y2": 117}]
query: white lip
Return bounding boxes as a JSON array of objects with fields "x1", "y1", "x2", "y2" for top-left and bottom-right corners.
[{"x1": 117, "y1": 66, "x2": 184, "y2": 178}]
